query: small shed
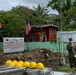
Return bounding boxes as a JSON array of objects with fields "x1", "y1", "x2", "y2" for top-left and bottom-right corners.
[{"x1": 27, "y1": 24, "x2": 58, "y2": 42}]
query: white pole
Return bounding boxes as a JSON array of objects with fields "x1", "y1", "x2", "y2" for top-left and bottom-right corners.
[{"x1": 59, "y1": 0, "x2": 65, "y2": 65}]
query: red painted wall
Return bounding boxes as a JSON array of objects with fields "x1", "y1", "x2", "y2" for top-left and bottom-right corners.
[
  {"x1": 31, "y1": 26, "x2": 58, "y2": 42},
  {"x1": 48, "y1": 27, "x2": 57, "y2": 41}
]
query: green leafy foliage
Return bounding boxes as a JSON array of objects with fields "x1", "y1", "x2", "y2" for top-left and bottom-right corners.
[
  {"x1": 0, "y1": 1, "x2": 76, "y2": 41},
  {"x1": 47, "y1": 0, "x2": 76, "y2": 31},
  {"x1": 0, "y1": 12, "x2": 25, "y2": 37},
  {"x1": 50, "y1": 37, "x2": 56, "y2": 43},
  {"x1": 0, "y1": 5, "x2": 51, "y2": 41}
]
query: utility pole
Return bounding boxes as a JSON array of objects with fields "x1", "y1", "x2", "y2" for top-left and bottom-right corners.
[{"x1": 59, "y1": 0, "x2": 65, "y2": 65}]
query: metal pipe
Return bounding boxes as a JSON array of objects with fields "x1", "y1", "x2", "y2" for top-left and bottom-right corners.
[
  {"x1": 0, "y1": 66, "x2": 12, "y2": 71},
  {"x1": 59, "y1": 0, "x2": 65, "y2": 65},
  {"x1": 0, "y1": 67, "x2": 25, "y2": 74}
]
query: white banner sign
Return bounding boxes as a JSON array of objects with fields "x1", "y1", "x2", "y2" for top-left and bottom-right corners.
[
  {"x1": 3, "y1": 37, "x2": 24, "y2": 53},
  {"x1": 57, "y1": 31, "x2": 76, "y2": 42}
]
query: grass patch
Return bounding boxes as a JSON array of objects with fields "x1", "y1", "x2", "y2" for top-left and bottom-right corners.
[
  {"x1": 0, "y1": 50, "x2": 3, "y2": 52},
  {"x1": 55, "y1": 64, "x2": 71, "y2": 72}
]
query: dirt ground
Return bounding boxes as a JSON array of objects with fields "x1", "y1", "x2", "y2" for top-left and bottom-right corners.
[
  {"x1": 44, "y1": 56, "x2": 69, "y2": 70},
  {"x1": 0, "y1": 48, "x2": 69, "y2": 70}
]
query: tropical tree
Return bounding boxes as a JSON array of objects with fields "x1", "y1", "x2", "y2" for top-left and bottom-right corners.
[
  {"x1": 11, "y1": 5, "x2": 50, "y2": 25},
  {"x1": 47, "y1": 0, "x2": 75, "y2": 30},
  {"x1": 0, "y1": 11, "x2": 25, "y2": 38},
  {"x1": 66, "y1": 7, "x2": 76, "y2": 30},
  {"x1": 73, "y1": 0, "x2": 76, "y2": 7},
  {"x1": 11, "y1": 5, "x2": 34, "y2": 19},
  {"x1": 47, "y1": 0, "x2": 72, "y2": 15},
  {"x1": 33, "y1": 4, "x2": 49, "y2": 18}
]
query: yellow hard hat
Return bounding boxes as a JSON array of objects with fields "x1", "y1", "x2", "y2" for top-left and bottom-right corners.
[
  {"x1": 18, "y1": 60, "x2": 24, "y2": 65},
  {"x1": 23, "y1": 61, "x2": 30, "y2": 67},
  {"x1": 12, "y1": 60, "x2": 17, "y2": 64},
  {"x1": 4, "y1": 60, "x2": 12, "y2": 67},
  {"x1": 14, "y1": 62, "x2": 23, "y2": 68},
  {"x1": 9, "y1": 62, "x2": 15, "y2": 67},
  {"x1": 36, "y1": 62, "x2": 45, "y2": 69},
  {"x1": 29, "y1": 62, "x2": 37, "y2": 69}
]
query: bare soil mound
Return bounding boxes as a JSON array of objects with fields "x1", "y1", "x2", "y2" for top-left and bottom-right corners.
[
  {"x1": 0, "y1": 48, "x2": 69, "y2": 70},
  {"x1": 2, "y1": 48, "x2": 60, "y2": 62}
]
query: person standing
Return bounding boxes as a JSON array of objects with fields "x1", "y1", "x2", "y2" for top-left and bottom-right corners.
[{"x1": 66, "y1": 38, "x2": 76, "y2": 72}]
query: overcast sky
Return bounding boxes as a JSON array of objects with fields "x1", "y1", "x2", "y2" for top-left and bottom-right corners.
[{"x1": 0, "y1": 0, "x2": 58, "y2": 14}]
